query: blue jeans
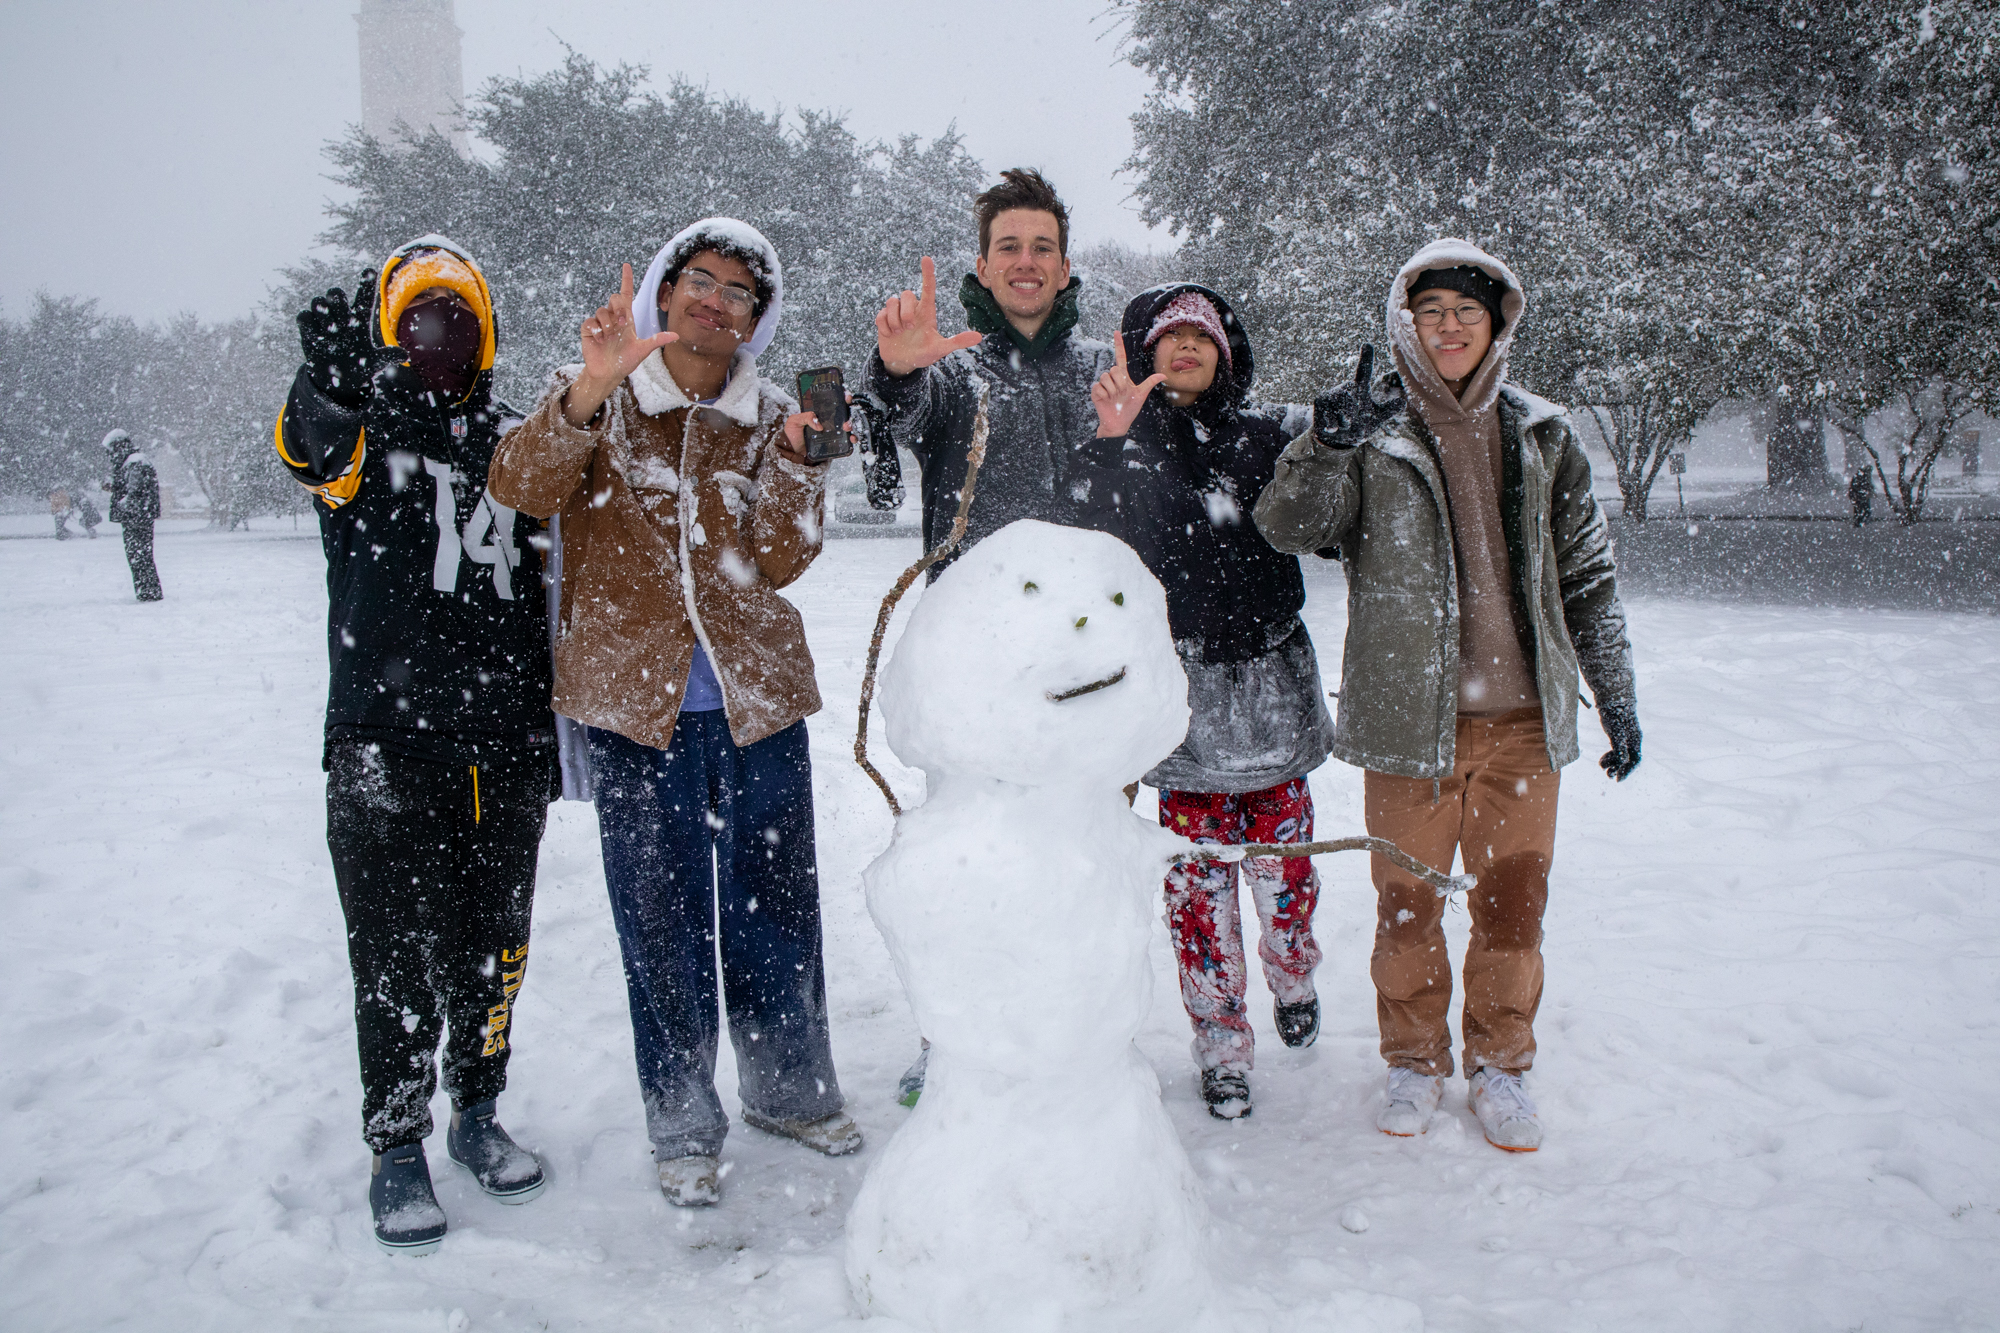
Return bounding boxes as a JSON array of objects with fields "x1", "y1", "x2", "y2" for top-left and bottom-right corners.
[{"x1": 588, "y1": 715, "x2": 843, "y2": 1158}]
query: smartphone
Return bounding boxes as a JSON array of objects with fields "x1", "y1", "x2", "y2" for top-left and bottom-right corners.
[{"x1": 796, "y1": 366, "x2": 853, "y2": 462}]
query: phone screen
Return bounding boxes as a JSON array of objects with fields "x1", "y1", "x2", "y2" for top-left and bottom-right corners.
[{"x1": 796, "y1": 367, "x2": 852, "y2": 461}]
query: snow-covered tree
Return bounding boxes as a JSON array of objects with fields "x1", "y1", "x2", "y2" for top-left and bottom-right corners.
[
  {"x1": 321, "y1": 54, "x2": 985, "y2": 404},
  {"x1": 0, "y1": 295, "x2": 147, "y2": 498},
  {"x1": 1115, "y1": 0, "x2": 2000, "y2": 519}
]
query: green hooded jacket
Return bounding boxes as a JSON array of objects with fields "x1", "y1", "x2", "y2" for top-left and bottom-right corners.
[{"x1": 1253, "y1": 385, "x2": 1635, "y2": 779}]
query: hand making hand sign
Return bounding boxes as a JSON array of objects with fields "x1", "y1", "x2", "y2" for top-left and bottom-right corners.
[
  {"x1": 875, "y1": 256, "x2": 985, "y2": 378},
  {"x1": 562, "y1": 263, "x2": 680, "y2": 427},
  {"x1": 1089, "y1": 335, "x2": 1166, "y2": 439}
]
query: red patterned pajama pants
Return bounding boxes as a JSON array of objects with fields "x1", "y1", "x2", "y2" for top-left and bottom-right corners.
[{"x1": 1158, "y1": 777, "x2": 1323, "y2": 1072}]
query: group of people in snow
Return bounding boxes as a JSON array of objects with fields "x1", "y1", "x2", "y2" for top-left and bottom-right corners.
[{"x1": 279, "y1": 166, "x2": 1639, "y2": 1255}]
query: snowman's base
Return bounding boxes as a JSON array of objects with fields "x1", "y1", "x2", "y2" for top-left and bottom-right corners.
[{"x1": 846, "y1": 1048, "x2": 1210, "y2": 1332}]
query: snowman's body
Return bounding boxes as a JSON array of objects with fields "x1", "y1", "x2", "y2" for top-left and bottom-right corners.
[{"x1": 847, "y1": 520, "x2": 1212, "y2": 1331}]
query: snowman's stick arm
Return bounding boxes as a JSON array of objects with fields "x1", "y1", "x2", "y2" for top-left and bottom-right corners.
[
  {"x1": 1170, "y1": 837, "x2": 1474, "y2": 896},
  {"x1": 854, "y1": 388, "x2": 994, "y2": 818}
]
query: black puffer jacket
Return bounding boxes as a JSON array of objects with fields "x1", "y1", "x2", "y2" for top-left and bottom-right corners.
[
  {"x1": 1076, "y1": 285, "x2": 1334, "y2": 793},
  {"x1": 1076, "y1": 283, "x2": 1304, "y2": 662}
]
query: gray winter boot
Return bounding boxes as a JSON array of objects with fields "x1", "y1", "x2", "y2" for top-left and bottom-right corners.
[{"x1": 741, "y1": 1108, "x2": 864, "y2": 1157}]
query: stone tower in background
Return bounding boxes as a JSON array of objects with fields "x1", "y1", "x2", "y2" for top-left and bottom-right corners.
[{"x1": 356, "y1": 0, "x2": 468, "y2": 154}]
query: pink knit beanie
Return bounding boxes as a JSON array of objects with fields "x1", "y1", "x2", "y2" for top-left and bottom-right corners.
[{"x1": 1143, "y1": 291, "x2": 1232, "y2": 370}]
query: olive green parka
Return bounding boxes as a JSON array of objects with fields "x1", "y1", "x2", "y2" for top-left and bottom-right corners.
[{"x1": 1254, "y1": 384, "x2": 1634, "y2": 780}]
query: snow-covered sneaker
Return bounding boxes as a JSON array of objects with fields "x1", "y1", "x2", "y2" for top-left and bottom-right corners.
[
  {"x1": 741, "y1": 1108, "x2": 865, "y2": 1157},
  {"x1": 1275, "y1": 994, "x2": 1321, "y2": 1048},
  {"x1": 657, "y1": 1154, "x2": 720, "y2": 1207},
  {"x1": 446, "y1": 1098, "x2": 546, "y2": 1204},
  {"x1": 1200, "y1": 1068, "x2": 1253, "y2": 1120},
  {"x1": 1376, "y1": 1066, "x2": 1443, "y2": 1137},
  {"x1": 897, "y1": 1045, "x2": 930, "y2": 1108},
  {"x1": 1469, "y1": 1067, "x2": 1543, "y2": 1152},
  {"x1": 369, "y1": 1141, "x2": 447, "y2": 1254}
]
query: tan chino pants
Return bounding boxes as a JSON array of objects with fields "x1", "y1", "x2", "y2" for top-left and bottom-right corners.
[{"x1": 1365, "y1": 707, "x2": 1558, "y2": 1078}]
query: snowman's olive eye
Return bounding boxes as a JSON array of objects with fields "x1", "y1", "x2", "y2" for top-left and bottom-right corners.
[
  {"x1": 1111, "y1": 592, "x2": 1125, "y2": 606},
  {"x1": 1074, "y1": 616, "x2": 1088, "y2": 629},
  {"x1": 1023, "y1": 581, "x2": 1039, "y2": 594}
]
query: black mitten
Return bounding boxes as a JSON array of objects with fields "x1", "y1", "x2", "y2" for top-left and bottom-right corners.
[
  {"x1": 1312, "y1": 344, "x2": 1406, "y2": 451},
  {"x1": 296, "y1": 271, "x2": 380, "y2": 409}
]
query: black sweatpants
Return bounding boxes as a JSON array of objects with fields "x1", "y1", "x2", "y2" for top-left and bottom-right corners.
[
  {"x1": 326, "y1": 741, "x2": 550, "y2": 1152},
  {"x1": 122, "y1": 522, "x2": 161, "y2": 601}
]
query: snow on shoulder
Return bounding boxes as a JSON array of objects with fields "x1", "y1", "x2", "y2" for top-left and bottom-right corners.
[{"x1": 850, "y1": 520, "x2": 1209, "y2": 1330}]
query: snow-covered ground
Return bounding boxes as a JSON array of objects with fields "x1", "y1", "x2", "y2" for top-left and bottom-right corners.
[{"x1": 3, "y1": 529, "x2": 1997, "y2": 1332}]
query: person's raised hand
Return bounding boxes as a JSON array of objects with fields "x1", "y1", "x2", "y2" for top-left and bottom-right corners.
[
  {"x1": 297, "y1": 269, "x2": 381, "y2": 409},
  {"x1": 876, "y1": 256, "x2": 983, "y2": 377},
  {"x1": 565, "y1": 264, "x2": 678, "y2": 427},
  {"x1": 1311, "y1": 344, "x2": 1406, "y2": 451},
  {"x1": 582, "y1": 263, "x2": 677, "y2": 383},
  {"x1": 1090, "y1": 334, "x2": 1166, "y2": 439}
]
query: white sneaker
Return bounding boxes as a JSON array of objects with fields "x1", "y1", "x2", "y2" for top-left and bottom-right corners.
[
  {"x1": 1376, "y1": 1067, "x2": 1443, "y2": 1136},
  {"x1": 657, "y1": 1154, "x2": 720, "y2": 1206},
  {"x1": 741, "y1": 1108, "x2": 864, "y2": 1157},
  {"x1": 1469, "y1": 1067, "x2": 1543, "y2": 1152}
]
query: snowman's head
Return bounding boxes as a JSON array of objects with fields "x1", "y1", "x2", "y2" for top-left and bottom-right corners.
[{"x1": 882, "y1": 519, "x2": 1189, "y2": 789}]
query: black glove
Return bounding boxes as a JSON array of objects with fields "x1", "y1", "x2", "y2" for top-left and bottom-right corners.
[
  {"x1": 297, "y1": 271, "x2": 381, "y2": 409},
  {"x1": 1312, "y1": 344, "x2": 1406, "y2": 451},
  {"x1": 1598, "y1": 699, "x2": 1642, "y2": 781}
]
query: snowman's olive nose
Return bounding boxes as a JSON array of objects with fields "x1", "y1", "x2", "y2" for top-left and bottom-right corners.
[
  {"x1": 1074, "y1": 616, "x2": 1087, "y2": 629},
  {"x1": 1111, "y1": 592, "x2": 1124, "y2": 606}
]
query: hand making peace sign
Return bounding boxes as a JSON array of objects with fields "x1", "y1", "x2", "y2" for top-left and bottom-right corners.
[
  {"x1": 1089, "y1": 334, "x2": 1166, "y2": 439},
  {"x1": 875, "y1": 256, "x2": 985, "y2": 377}
]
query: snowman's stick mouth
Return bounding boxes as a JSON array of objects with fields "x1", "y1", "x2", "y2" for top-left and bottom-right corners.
[{"x1": 1047, "y1": 667, "x2": 1127, "y2": 703}]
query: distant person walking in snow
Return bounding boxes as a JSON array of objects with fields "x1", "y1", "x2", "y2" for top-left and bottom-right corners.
[
  {"x1": 104, "y1": 429, "x2": 162, "y2": 600},
  {"x1": 489, "y1": 219, "x2": 860, "y2": 1209},
  {"x1": 1848, "y1": 468, "x2": 1874, "y2": 526},
  {"x1": 49, "y1": 488, "x2": 73, "y2": 540},
  {"x1": 278, "y1": 236, "x2": 556, "y2": 1254},
  {"x1": 1077, "y1": 284, "x2": 1335, "y2": 1121},
  {"x1": 1255, "y1": 240, "x2": 1641, "y2": 1153},
  {"x1": 869, "y1": 167, "x2": 1116, "y2": 1103}
]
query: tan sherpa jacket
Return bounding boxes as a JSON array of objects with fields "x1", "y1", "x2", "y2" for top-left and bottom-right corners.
[{"x1": 488, "y1": 347, "x2": 825, "y2": 749}]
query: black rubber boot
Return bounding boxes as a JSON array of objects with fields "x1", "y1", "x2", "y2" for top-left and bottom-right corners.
[
  {"x1": 1201, "y1": 1068, "x2": 1252, "y2": 1120},
  {"x1": 446, "y1": 1099, "x2": 546, "y2": 1204},
  {"x1": 370, "y1": 1141, "x2": 447, "y2": 1255},
  {"x1": 1275, "y1": 995, "x2": 1321, "y2": 1049}
]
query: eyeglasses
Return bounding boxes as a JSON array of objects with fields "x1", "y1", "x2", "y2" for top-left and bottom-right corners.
[
  {"x1": 676, "y1": 268, "x2": 757, "y2": 317},
  {"x1": 1413, "y1": 301, "x2": 1490, "y2": 327}
]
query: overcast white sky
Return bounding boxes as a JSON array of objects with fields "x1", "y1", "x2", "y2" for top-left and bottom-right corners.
[{"x1": 0, "y1": 0, "x2": 1161, "y2": 325}]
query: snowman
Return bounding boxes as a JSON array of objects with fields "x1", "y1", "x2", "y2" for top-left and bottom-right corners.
[{"x1": 845, "y1": 518, "x2": 1213, "y2": 1332}]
